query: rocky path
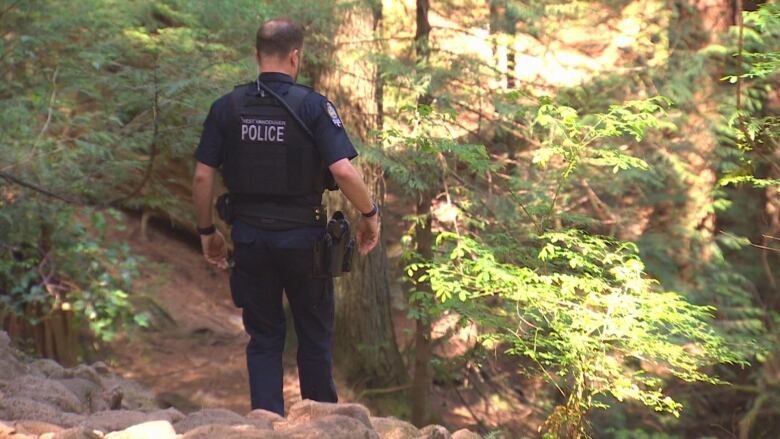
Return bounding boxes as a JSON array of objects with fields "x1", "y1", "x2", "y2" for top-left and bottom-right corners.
[
  {"x1": 103, "y1": 211, "x2": 543, "y2": 436},
  {"x1": 0, "y1": 328, "x2": 481, "y2": 438},
  {"x1": 1, "y1": 210, "x2": 541, "y2": 438}
]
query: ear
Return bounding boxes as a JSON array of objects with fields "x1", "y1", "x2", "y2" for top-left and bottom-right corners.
[
  {"x1": 255, "y1": 50, "x2": 262, "y2": 65},
  {"x1": 293, "y1": 49, "x2": 302, "y2": 65}
]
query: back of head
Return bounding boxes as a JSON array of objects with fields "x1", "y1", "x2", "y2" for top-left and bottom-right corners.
[{"x1": 256, "y1": 18, "x2": 304, "y2": 60}]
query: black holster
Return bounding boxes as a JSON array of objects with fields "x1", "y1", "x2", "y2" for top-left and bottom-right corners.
[
  {"x1": 313, "y1": 211, "x2": 355, "y2": 278},
  {"x1": 216, "y1": 193, "x2": 235, "y2": 225}
]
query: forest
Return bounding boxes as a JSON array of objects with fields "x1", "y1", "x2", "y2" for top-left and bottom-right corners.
[{"x1": 1, "y1": 0, "x2": 779, "y2": 438}]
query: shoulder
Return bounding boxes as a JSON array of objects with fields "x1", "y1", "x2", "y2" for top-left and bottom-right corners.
[
  {"x1": 208, "y1": 82, "x2": 254, "y2": 113},
  {"x1": 293, "y1": 86, "x2": 332, "y2": 127},
  {"x1": 289, "y1": 83, "x2": 322, "y2": 104},
  {"x1": 299, "y1": 88, "x2": 340, "y2": 118},
  {"x1": 227, "y1": 82, "x2": 255, "y2": 101},
  {"x1": 209, "y1": 90, "x2": 235, "y2": 113}
]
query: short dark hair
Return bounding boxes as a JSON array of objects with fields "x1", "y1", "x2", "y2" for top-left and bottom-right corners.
[{"x1": 256, "y1": 18, "x2": 304, "y2": 59}]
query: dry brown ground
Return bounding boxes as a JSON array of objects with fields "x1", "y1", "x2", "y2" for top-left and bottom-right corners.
[{"x1": 101, "y1": 206, "x2": 543, "y2": 437}]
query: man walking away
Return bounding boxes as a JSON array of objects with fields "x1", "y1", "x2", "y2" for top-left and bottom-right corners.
[{"x1": 191, "y1": 18, "x2": 380, "y2": 416}]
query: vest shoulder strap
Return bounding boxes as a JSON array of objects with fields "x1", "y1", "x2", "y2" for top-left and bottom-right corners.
[{"x1": 255, "y1": 80, "x2": 315, "y2": 139}]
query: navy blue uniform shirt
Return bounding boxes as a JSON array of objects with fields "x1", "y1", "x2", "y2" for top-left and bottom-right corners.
[{"x1": 195, "y1": 72, "x2": 358, "y2": 208}]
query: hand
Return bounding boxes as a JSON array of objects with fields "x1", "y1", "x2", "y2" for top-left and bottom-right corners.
[
  {"x1": 201, "y1": 230, "x2": 229, "y2": 270},
  {"x1": 356, "y1": 215, "x2": 380, "y2": 255}
]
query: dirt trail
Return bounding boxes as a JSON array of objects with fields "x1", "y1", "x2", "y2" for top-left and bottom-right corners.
[
  {"x1": 104, "y1": 212, "x2": 541, "y2": 436},
  {"x1": 106, "y1": 217, "x2": 305, "y2": 415},
  {"x1": 107, "y1": 214, "x2": 395, "y2": 416}
]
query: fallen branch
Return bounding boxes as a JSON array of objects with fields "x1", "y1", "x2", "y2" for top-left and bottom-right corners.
[
  {"x1": 0, "y1": 0, "x2": 23, "y2": 19},
  {"x1": 454, "y1": 385, "x2": 490, "y2": 434},
  {"x1": 355, "y1": 384, "x2": 412, "y2": 400},
  {"x1": 0, "y1": 171, "x2": 83, "y2": 205}
]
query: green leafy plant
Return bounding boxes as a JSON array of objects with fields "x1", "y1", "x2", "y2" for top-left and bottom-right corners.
[
  {"x1": 0, "y1": 204, "x2": 147, "y2": 343},
  {"x1": 393, "y1": 96, "x2": 745, "y2": 437},
  {"x1": 427, "y1": 231, "x2": 742, "y2": 437}
]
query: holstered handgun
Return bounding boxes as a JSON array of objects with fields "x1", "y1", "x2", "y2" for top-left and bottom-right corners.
[
  {"x1": 216, "y1": 193, "x2": 235, "y2": 225},
  {"x1": 313, "y1": 211, "x2": 355, "y2": 278}
]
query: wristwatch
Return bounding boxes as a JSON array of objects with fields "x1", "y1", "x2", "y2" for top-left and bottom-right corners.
[
  {"x1": 197, "y1": 225, "x2": 216, "y2": 235},
  {"x1": 361, "y1": 203, "x2": 379, "y2": 218}
]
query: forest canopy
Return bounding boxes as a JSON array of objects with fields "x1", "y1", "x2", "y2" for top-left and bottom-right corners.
[{"x1": 1, "y1": 0, "x2": 779, "y2": 438}]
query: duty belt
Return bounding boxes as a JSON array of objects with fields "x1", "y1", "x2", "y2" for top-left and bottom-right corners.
[{"x1": 219, "y1": 194, "x2": 326, "y2": 229}]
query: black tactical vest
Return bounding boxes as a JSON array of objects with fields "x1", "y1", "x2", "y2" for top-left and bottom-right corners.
[{"x1": 221, "y1": 82, "x2": 326, "y2": 197}]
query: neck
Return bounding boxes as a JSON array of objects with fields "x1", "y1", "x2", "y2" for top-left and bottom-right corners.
[{"x1": 259, "y1": 64, "x2": 295, "y2": 79}]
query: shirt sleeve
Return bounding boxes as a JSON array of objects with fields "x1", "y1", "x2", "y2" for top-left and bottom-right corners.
[
  {"x1": 194, "y1": 95, "x2": 229, "y2": 167},
  {"x1": 303, "y1": 94, "x2": 358, "y2": 166}
]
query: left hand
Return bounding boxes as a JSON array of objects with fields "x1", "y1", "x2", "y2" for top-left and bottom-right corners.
[{"x1": 201, "y1": 230, "x2": 229, "y2": 270}]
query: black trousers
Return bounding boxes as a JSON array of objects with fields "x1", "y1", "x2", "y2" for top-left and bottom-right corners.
[{"x1": 229, "y1": 221, "x2": 338, "y2": 416}]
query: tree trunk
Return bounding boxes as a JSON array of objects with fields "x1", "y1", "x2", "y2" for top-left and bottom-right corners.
[
  {"x1": 316, "y1": 0, "x2": 406, "y2": 388},
  {"x1": 409, "y1": 0, "x2": 435, "y2": 427},
  {"x1": 410, "y1": 191, "x2": 436, "y2": 427},
  {"x1": 489, "y1": 1, "x2": 517, "y2": 89},
  {"x1": 668, "y1": 0, "x2": 733, "y2": 286}
]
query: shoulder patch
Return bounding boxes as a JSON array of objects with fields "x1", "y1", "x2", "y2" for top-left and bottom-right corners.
[{"x1": 325, "y1": 101, "x2": 343, "y2": 128}]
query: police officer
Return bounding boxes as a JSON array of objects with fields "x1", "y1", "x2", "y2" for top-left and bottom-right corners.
[{"x1": 191, "y1": 18, "x2": 380, "y2": 416}]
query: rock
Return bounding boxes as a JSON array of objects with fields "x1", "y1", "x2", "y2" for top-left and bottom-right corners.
[
  {"x1": 155, "y1": 391, "x2": 200, "y2": 413},
  {"x1": 0, "y1": 420, "x2": 16, "y2": 436},
  {"x1": 81, "y1": 410, "x2": 149, "y2": 432},
  {"x1": 0, "y1": 331, "x2": 472, "y2": 439},
  {"x1": 99, "y1": 377, "x2": 158, "y2": 411},
  {"x1": 0, "y1": 431, "x2": 35, "y2": 439},
  {"x1": 50, "y1": 426, "x2": 105, "y2": 439},
  {"x1": 104, "y1": 420, "x2": 176, "y2": 439},
  {"x1": 56, "y1": 377, "x2": 122, "y2": 412},
  {"x1": 174, "y1": 407, "x2": 269, "y2": 433},
  {"x1": 0, "y1": 352, "x2": 27, "y2": 380},
  {"x1": 32, "y1": 359, "x2": 67, "y2": 379},
  {"x1": 182, "y1": 424, "x2": 288, "y2": 439},
  {"x1": 89, "y1": 385, "x2": 124, "y2": 412},
  {"x1": 64, "y1": 365, "x2": 103, "y2": 386},
  {"x1": 91, "y1": 362, "x2": 111, "y2": 375},
  {"x1": 1, "y1": 375, "x2": 86, "y2": 414},
  {"x1": 246, "y1": 408, "x2": 285, "y2": 426},
  {"x1": 416, "y1": 425, "x2": 451, "y2": 439},
  {"x1": 370, "y1": 416, "x2": 420, "y2": 439},
  {"x1": 0, "y1": 397, "x2": 85, "y2": 428},
  {"x1": 150, "y1": 407, "x2": 186, "y2": 424},
  {"x1": 451, "y1": 429, "x2": 481, "y2": 439},
  {"x1": 82, "y1": 407, "x2": 184, "y2": 432},
  {"x1": 287, "y1": 400, "x2": 372, "y2": 429},
  {"x1": 12, "y1": 419, "x2": 64, "y2": 435},
  {"x1": 56, "y1": 378, "x2": 100, "y2": 408},
  {"x1": 280, "y1": 414, "x2": 380, "y2": 439}
]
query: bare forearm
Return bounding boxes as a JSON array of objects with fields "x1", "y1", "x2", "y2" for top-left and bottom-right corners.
[
  {"x1": 192, "y1": 166, "x2": 215, "y2": 228},
  {"x1": 332, "y1": 164, "x2": 373, "y2": 214}
]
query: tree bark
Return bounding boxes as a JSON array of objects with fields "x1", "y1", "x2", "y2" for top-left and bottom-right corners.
[
  {"x1": 668, "y1": 0, "x2": 733, "y2": 285},
  {"x1": 316, "y1": 0, "x2": 406, "y2": 388},
  {"x1": 409, "y1": 0, "x2": 435, "y2": 427},
  {"x1": 410, "y1": 191, "x2": 435, "y2": 427},
  {"x1": 489, "y1": 1, "x2": 517, "y2": 89}
]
